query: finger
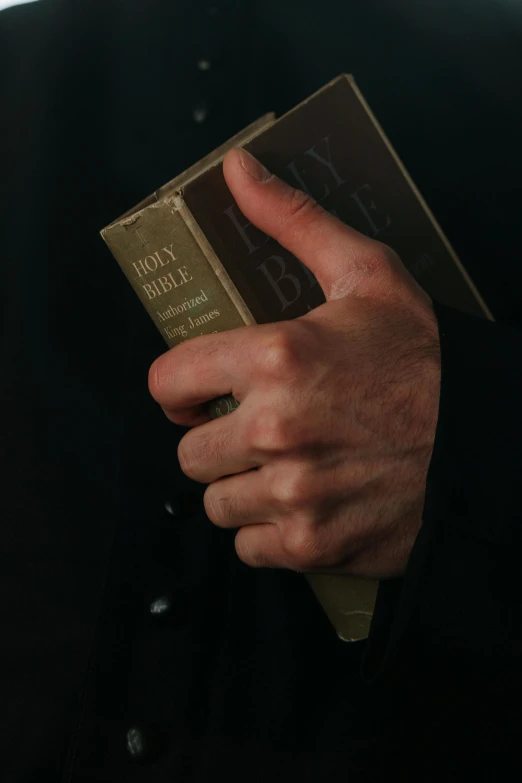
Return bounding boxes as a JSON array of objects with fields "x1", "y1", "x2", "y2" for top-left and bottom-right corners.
[
  {"x1": 163, "y1": 405, "x2": 211, "y2": 428},
  {"x1": 234, "y1": 515, "x2": 345, "y2": 572},
  {"x1": 234, "y1": 524, "x2": 287, "y2": 569},
  {"x1": 148, "y1": 327, "x2": 254, "y2": 413},
  {"x1": 222, "y1": 147, "x2": 387, "y2": 301},
  {"x1": 178, "y1": 410, "x2": 261, "y2": 483},
  {"x1": 204, "y1": 468, "x2": 276, "y2": 528}
]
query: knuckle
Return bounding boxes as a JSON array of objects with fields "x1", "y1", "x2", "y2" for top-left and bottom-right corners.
[
  {"x1": 364, "y1": 251, "x2": 389, "y2": 280},
  {"x1": 285, "y1": 188, "x2": 321, "y2": 226},
  {"x1": 257, "y1": 323, "x2": 303, "y2": 379},
  {"x1": 247, "y1": 411, "x2": 296, "y2": 454},
  {"x1": 271, "y1": 467, "x2": 313, "y2": 509},
  {"x1": 368, "y1": 244, "x2": 401, "y2": 283},
  {"x1": 282, "y1": 525, "x2": 326, "y2": 570},
  {"x1": 374, "y1": 241, "x2": 398, "y2": 264}
]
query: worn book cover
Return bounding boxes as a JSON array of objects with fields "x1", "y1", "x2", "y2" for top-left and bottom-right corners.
[{"x1": 102, "y1": 74, "x2": 491, "y2": 642}]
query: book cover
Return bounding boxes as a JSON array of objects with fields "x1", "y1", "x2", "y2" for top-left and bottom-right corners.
[{"x1": 102, "y1": 74, "x2": 491, "y2": 642}]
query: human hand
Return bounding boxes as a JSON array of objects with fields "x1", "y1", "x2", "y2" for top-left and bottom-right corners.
[{"x1": 148, "y1": 148, "x2": 441, "y2": 580}]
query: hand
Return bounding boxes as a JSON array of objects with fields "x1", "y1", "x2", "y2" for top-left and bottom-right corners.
[{"x1": 148, "y1": 148, "x2": 441, "y2": 580}]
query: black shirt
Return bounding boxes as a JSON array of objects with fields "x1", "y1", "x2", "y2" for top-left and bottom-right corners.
[{"x1": 1, "y1": 1, "x2": 521, "y2": 780}]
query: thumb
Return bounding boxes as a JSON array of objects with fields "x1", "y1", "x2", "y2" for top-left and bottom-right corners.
[{"x1": 222, "y1": 147, "x2": 388, "y2": 300}]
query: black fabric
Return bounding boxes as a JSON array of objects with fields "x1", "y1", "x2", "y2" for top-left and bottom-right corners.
[
  {"x1": 1, "y1": 1, "x2": 521, "y2": 781},
  {"x1": 365, "y1": 303, "x2": 522, "y2": 685}
]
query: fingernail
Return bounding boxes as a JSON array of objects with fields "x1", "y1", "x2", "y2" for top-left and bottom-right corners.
[{"x1": 238, "y1": 148, "x2": 272, "y2": 182}]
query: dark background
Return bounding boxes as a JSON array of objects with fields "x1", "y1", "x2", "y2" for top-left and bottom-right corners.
[{"x1": 0, "y1": 1, "x2": 521, "y2": 779}]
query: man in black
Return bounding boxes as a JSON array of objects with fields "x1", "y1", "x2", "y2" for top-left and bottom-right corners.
[{"x1": 1, "y1": 1, "x2": 521, "y2": 780}]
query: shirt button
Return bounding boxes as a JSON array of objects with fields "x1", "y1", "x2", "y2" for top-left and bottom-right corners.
[
  {"x1": 149, "y1": 590, "x2": 191, "y2": 625},
  {"x1": 126, "y1": 726, "x2": 146, "y2": 759},
  {"x1": 150, "y1": 595, "x2": 171, "y2": 616},
  {"x1": 193, "y1": 106, "x2": 208, "y2": 124},
  {"x1": 126, "y1": 725, "x2": 163, "y2": 762},
  {"x1": 164, "y1": 501, "x2": 176, "y2": 516}
]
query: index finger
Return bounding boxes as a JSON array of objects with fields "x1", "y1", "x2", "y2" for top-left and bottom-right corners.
[{"x1": 148, "y1": 323, "x2": 258, "y2": 418}]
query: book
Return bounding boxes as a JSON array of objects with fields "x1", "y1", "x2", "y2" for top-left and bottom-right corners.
[{"x1": 101, "y1": 74, "x2": 491, "y2": 642}]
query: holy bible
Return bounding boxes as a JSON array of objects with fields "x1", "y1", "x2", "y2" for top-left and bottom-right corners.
[{"x1": 101, "y1": 74, "x2": 491, "y2": 643}]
